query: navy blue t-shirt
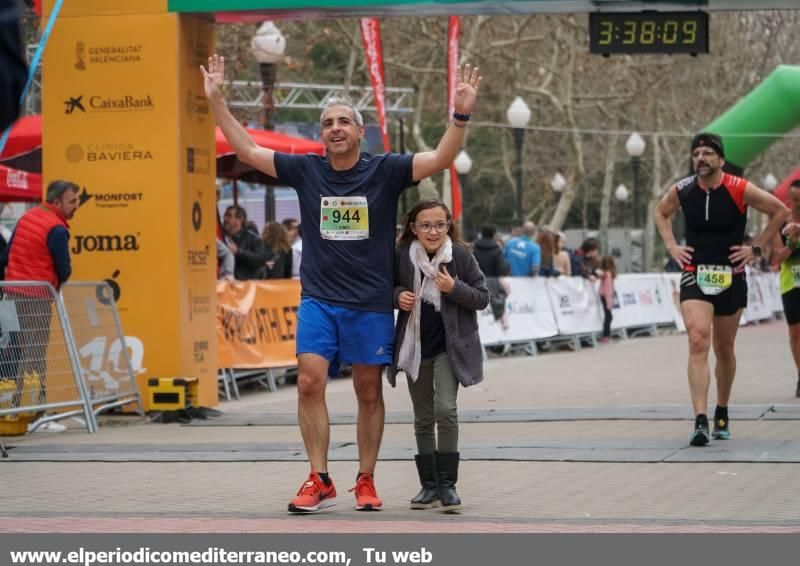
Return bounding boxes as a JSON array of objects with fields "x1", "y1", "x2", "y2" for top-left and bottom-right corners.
[{"x1": 274, "y1": 152, "x2": 415, "y2": 312}]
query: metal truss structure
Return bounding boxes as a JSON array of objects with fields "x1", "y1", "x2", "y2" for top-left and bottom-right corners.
[
  {"x1": 24, "y1": 46, "x2": 414, "y2": 120},
  {"x1": 226, "y1": 80, "x2": 415, "y2": 121}
]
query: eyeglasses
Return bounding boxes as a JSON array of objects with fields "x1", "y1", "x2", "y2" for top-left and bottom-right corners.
[{"x1": 414, "y1": 221, "x2": 450, "y2": 233}]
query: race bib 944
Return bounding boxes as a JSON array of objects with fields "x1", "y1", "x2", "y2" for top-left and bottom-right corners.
[{"x1": 320, "y1": 196, "x2": 369, "y2": 240}]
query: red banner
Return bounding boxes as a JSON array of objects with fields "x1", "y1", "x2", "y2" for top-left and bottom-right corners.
[
  {"x1": 360, "y1": 18, "x2": 391, "y2": 153},
  {"x1": 447, "y1": 16, "x2": 463, "y2": 220},
  {"x1": 447, "y1": 16, "x2": 461, "y2": 118}
]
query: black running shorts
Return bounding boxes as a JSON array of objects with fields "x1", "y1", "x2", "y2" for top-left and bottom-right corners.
[
  {"x1": 679, "y1": 270, "x2": 748, "y2": 317},
  {"x1": 782, "y1": 288, "x2": 800, "y2": 326}
]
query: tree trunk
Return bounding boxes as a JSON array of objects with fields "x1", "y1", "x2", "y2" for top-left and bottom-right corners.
[
  {"x1": 644, "y1": 131, "x2": 661, "y2": 271},
  {"x1": 598, "y1": 135, "x2": 619, "y2": 253},
  {"x1": 547, "y1": 34, "x2": 585, "y2": 231}
]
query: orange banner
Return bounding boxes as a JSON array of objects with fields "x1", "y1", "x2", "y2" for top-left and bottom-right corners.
[{"x1": 216, "y1": 280, "x2": 300, "y2": 369}]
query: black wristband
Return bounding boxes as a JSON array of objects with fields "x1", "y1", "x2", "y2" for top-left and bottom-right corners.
[{"x1": 452, "y1": 112, "x2": 470, "y2": 122}]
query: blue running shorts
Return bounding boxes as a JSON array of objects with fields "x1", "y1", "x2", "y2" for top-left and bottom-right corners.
[{"x1": 297, "y1": 297, "x2": 394, "y2": 375}]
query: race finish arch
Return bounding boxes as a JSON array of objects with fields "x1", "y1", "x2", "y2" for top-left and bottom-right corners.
[
  {"x1": 703, "y1": 65, "x2": 800, "y2": 175},
  {"x1": 165, "y1": 0, "x2": 800, "y2": 18},
  {"x1": 39, "y1": 0, "x2": 795, "y2": 409}
]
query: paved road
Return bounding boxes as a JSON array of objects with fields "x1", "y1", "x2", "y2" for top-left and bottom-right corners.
[{"x1": 2, "y1": 320, "x2": 799, "y2": 532}]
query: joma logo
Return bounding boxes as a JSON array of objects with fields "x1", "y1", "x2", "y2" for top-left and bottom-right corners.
[{"x1": 72, "y1": 234, "x2": 140, "y2": 254}]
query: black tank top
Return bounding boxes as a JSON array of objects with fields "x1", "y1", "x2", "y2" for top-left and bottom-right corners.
[{"x1": 675, "y1": 173, "x2": 748, "y2": 267}]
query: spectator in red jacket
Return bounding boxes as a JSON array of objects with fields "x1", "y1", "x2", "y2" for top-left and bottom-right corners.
[
  {"x1": 3, "y1": 180, "x2": 80, "y2": 289},
  {"x1": 1, "y1": 180, "x2": 81, "y2": 433}
]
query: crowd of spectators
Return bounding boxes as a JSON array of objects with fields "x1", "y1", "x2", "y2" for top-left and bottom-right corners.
[{"x1": 217, "y1": 205, "x2": 302, "y2": 281}]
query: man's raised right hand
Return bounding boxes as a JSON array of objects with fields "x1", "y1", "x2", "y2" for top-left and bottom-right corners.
[{"x1": 200, "y1": 54, "x2": 225, "y2": 101}]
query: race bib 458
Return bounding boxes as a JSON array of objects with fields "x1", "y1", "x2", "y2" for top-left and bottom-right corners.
[{"x1": 697, "y1": 264, "x2": 733, "y2": 296}]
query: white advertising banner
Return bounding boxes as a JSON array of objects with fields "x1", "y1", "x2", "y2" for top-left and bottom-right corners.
[
  {"x1": 478, "y1": 277, "x2": 558, "y2": 345},
  {"x1": 663, "y1": 273, "x2": 687, "y2": 333},
  {"x1": 742, "y1": 269, "x2": 772, "y2": 324},
  {"x1": 760, "y1": 272, "x2": 784, "y2": 313},
  {"x1": 546, "y1": 276, "x2": 604, "y2": 335},
  {"x1": 609, "y1": 274, "x2": 676, "y2": 330}
]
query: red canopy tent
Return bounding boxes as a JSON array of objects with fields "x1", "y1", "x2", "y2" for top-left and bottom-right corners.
[
  {"x1": 0, "y1": 117, "x2": 44, "y2": 202},
  {"x1": 215, "y1": 126, "x2": 324, "y2": 157},
  {"x1": 0, "y1": 165, "x2": 42, "y2": 202},
  {"x1": 772, "y1": 168, "x2": 800, "y2": 205},
  {"x1": 0, "y1": 115, "x2": 41, "y2": 161},
  {"x1": 215, "y1": 125, "x2": 325, "y2": 184},
  {"x1": 0, "y1": 114, "x2": 325, "y2": 181}
]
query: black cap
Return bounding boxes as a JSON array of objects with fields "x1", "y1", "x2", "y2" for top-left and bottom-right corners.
[{"x1": 691, "y1": 132, "x2": 724, "y2": 158}]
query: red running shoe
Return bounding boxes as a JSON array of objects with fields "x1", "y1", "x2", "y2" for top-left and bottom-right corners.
[
  {"x1": 349, "y1": 473, "x2": 383, "y2": 511},
  {"x1": 288, "y1": 472, "x2": 337, "y2": 513}
]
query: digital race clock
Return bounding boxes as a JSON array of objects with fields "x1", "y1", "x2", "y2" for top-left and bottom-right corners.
[{"x1": 589, "y1": 11, "x2": 709, "y2": 55}]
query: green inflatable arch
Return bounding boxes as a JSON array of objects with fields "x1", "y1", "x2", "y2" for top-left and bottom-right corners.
[{"x1": 705, "y1": 65, "x2": 800, "y2": 173}]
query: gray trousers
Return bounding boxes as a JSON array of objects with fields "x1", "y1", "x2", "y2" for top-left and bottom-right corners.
[{"x1": 407, "y1": 352, "x2": 459, "y2": 454}]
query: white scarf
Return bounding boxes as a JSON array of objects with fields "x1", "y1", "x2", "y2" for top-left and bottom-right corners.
[{"x1": 396, "y1": 237, "x2": 453, "y2": 382}]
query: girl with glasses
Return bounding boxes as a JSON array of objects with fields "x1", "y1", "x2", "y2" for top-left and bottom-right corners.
[{"x1": 388, "y1": 198, "x2": 489, "y2": 513}]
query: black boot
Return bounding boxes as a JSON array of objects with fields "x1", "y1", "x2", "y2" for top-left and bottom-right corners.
[
  {"x1": 436, "y1": 452, "x2": 462, "y2": 513},
  {"x1": 410, "y1": 454, "x2": 439, "y2": 509}
]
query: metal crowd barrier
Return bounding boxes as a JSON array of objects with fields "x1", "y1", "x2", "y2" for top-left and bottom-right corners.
[
  {"x1": 0, "y1": 281, "x2": 96, "y2": 434},
  {"x1": 60, "y1": 281, "x2": 143, "y2": 418}
]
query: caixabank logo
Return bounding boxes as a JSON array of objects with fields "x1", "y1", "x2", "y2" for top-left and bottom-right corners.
[
  {"x1": 64, "y1": 93, "x2": 155, "y2": 114},
  {"x1": 71, "y1": 233, "x2": 141, "y2": 254}
]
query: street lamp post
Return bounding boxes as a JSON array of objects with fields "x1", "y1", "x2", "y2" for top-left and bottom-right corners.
[
  {"x1": 454, "y1": 150, "x2": 473, "y2": 241},
  {"x1": 625, "y1": 132, "x2": 646, "y2": 227},
  {"x1": 760, "y1": 173, "x2": 779, "y2": 234},
  {"x1": 614, "y1": 184, "x2": 631, "y2": 271},
  {"x1": 506, "y1": 97, "x2": 531, "y2": 226},
  {"x1": 251, "y1": 21, "x2": 286, "y2": 223},
  {"x1": 615, "y1": 183, "x2": 630, "y2": 226},
  {"x1": 251, "y1": 21, "x2": 286, "y2": 130},
  {"x1": 763, "y1": 173, "x2": 778, "y2": 193},
  {"x1": 550, "y1": 172, "x2": 566, "y2": 194}
]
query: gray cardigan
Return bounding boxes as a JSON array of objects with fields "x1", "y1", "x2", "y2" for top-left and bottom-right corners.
[{"x1": 387, "y1": 240, "x2": 489, "y2": 388}]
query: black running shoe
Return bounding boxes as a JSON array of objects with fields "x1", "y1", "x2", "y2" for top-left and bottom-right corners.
[
  {"x1": 712, "y1": 416, "x2": 730, "y2": 440},
  {"x1": 690, "y1": 415, "x2": 710, "y2": 447},
  {"x1": 796, "y1": 377, "x2": 800, "y2": 398}
]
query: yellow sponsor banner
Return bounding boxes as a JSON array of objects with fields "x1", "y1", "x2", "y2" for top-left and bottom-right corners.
[
  {"x1": 43, "y1": 13, "x2": 217, "y2": 409},
  {"x1": 43, "y1": 0, "x2": 167, "y2": 17},
  {"x1": 217, "y1": 280, "x2": 300, "y2": 370},
  {"x1": 178, "y1": 16, "x2": 217, "y2": 407}
]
